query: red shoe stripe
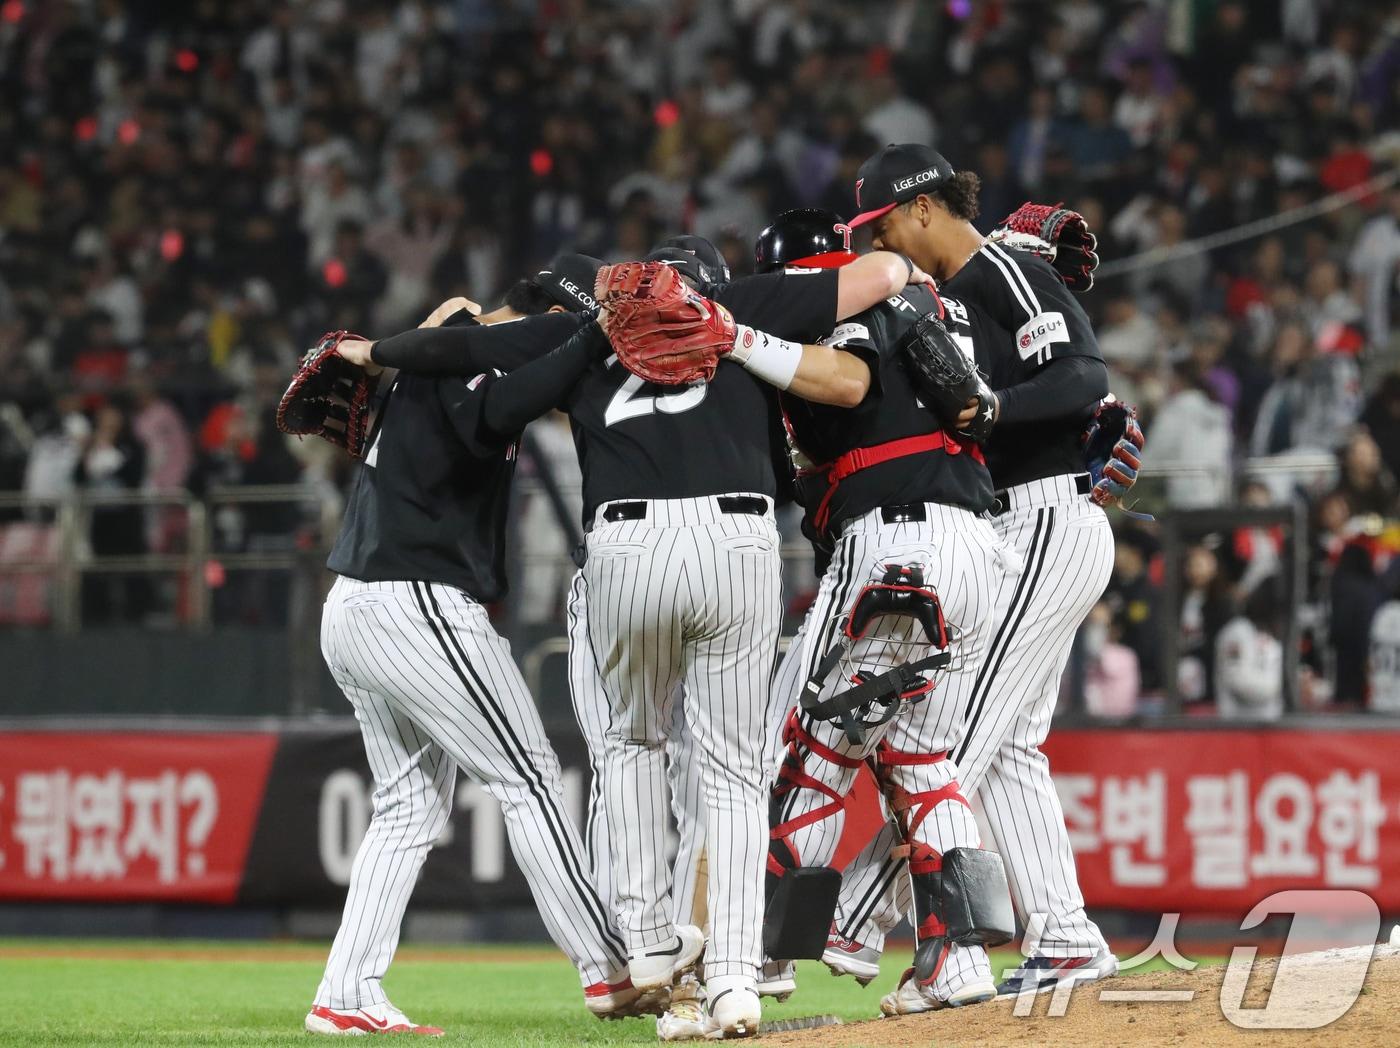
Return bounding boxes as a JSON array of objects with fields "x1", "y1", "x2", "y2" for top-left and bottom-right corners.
[
  {"x1": 1051, "y1": 957, "x2": 1092, "y2": 972},
  {"x1": 310, "y1": 1006, "x2": 443, "y2": 1036},
  {"x1": 584, "y1": 977, "x2": 634, "y2": 998}
]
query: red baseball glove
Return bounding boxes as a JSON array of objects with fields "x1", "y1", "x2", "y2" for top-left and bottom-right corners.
[
  {"x1": 594, "y1": 261, "x2": 736, "y2": 385},
  {"x1": 275, "y1": 330, "x2": 375, "y2": 457},
  {"x1": 990, "y1": 202, "x2": 1100, "y2": 292}
]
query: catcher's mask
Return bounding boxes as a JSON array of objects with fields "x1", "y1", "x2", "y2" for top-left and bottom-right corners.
[{"x1": 800, "y1": 562, "x2": 953, "y2": 745}]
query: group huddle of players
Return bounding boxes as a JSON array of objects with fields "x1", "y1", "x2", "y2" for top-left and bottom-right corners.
[{"x1": 281, "y1": 142, "x2": 1144, "y2": 1040}]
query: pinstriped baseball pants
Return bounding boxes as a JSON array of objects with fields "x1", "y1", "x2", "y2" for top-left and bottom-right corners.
[
  {"x1": 770, "y1": 502, "x2": 1010, "y2": 997},
  {"x1": 582, "y1": 494, "x2": 781, "y2": 984},
  {"x1": 835, "y1": 479, "x2": 1115, "y2": 960},
  {"x1": 314, "y1": 576, "x2": 627, "y2": 1009}
]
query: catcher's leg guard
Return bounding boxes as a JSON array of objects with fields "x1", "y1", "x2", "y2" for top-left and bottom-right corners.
[
  {"x1": 910, "y1": 848, "x2": 1015, "y2": 983},
  {"x1": 870, "y1": 743, "x2": 1012, "y2": 984},
  {"x1": 763, "y1": 712, "x2": 863, "y2": 959}
]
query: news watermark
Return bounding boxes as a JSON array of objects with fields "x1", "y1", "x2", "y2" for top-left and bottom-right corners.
[{"x1": 1007, "y1": 889, "x2": 1383, "y2": 1029}]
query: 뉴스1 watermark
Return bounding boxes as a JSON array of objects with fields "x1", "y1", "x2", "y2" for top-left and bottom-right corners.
[{"x1": 1008, "y1": 889, "x2": 1382, "y2": 1029}]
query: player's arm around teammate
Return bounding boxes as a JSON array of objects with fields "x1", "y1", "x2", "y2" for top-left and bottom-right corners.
[{"x1": 828, "y1": 145, "x2": 1122, "y2": 1003}]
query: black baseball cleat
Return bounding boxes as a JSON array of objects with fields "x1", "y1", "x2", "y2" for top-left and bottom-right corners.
[{"x1": 995, "y1": 949, "x2": 1119, "y2": 996}]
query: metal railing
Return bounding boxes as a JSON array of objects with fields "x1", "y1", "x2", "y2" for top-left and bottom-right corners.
[
  {"x1": 0, "y1": 478, "x2": 1343, "y2": 721},
  {"x1": 0, "y1": 486, "x2": 337, "y2": 632}
]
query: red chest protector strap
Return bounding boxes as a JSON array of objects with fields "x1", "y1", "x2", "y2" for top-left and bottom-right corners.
[{"x1": 804, "y1": 431, "x2": 986, "y2": 534}]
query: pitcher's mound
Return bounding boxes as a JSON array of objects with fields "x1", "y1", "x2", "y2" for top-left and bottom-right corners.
[{"x1": 762, "y1": 945, "x2": 1400, "y2": 1047}]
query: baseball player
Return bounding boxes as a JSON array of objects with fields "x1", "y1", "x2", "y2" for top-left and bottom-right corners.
[
  {"x1": 303, "y1": 261, "x2": 662, "y2": 1037},
  {"x1": 337, "y1": 237, "x2": 936, "y2": 1039},
  {"x1": 651, "y1": 207, "x2": 1020, "y2": 1012},
  {"x1": 829, "y1": 144, "x2": 1135, "y2": 1009}
]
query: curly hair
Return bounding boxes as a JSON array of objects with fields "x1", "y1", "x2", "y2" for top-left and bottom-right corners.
[
  {"x1": 933, "y1": 171, "x2": 982, "y2": 221},
  {"x1": 901, "y1": 171, "x2": 982, "y2": 222}
]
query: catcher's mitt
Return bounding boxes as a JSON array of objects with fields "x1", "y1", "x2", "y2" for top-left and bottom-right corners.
[
  {"x1": 901, "y1": 305, "x2": 997, "y2": 443},
  {"x1": 1083, "y1": 399, "x2": 1144, "y2": 508},
  {"x1": 276, "y1": 330, "x2": 375, "y2": 457},
  {"x1": 594, "y1": 261, "x2": 736, "y2": 385},
  {"x1": 990, "y1": 202, "x2": 1100, "y2": 292}
]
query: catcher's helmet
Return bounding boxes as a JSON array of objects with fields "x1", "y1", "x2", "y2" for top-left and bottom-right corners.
[{"x1": 754, "y1": 208, "x2": 858, "y2": 273}]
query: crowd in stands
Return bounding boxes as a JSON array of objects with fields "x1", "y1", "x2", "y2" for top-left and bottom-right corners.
[{"x1": 1, "y1": 0, "x2": 1398, "y2": 713}]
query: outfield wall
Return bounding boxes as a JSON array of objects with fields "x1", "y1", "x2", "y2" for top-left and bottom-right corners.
[{"x1": 1, "y1": 721, "x2": 1395, "y2": 919}]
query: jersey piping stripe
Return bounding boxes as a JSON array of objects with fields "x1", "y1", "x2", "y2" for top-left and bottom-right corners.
[
  {"x1": 954, "y1": 508, "x2": 1056, "y2": 765},
  {"x1": 566, "y1": 573, "x2": 606, "y2": 880},
  {"x1": 414, "y1": 581, "x2": 625, "y2": 962},
  {"x1": 985, "y1": 242, "x2": 1043, "y2": 315},
  {"x1": 978, "y1": 245, "x2": 1036, "y2": 322},
  {"x1": 409, "y1": 581, "x2": 626, "y2": 963}
]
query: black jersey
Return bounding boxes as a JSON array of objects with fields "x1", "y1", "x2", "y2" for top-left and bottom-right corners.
[
  {"x1": 783, "y1": 283, "x2": 995, "y2": 534},
  {"x1": 561, "y1": 270, "x2": 840, "y2": 521},
  {"x1": 327, "y1": 370, "x2": 518, "y2": 601},
  {"x1": 942, "y1": 243, "x2": 1103, "y2": 488}
]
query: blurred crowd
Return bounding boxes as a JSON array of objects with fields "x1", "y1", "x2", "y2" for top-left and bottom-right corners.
[{"x1": 1, "y1": 0, "x2": 1398, "y2": 712}]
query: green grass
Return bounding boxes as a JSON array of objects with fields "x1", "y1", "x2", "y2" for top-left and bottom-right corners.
[{"x1": 0, "y1": 939, "x2": 1214, "y2": 1047}]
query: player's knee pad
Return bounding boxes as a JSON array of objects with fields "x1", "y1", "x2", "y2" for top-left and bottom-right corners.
[
  {"x1": 800, "y1": 562, "x2": 954, "y2": 745},
  {"x1": 910, "y1": 847, "x2": 1015, "y2": 984}
]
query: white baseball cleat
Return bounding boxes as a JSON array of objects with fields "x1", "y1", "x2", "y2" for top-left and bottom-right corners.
[
  {"x1": 755, "y1": 959, "x2": 796, "y2": 1000},
  {"x1": 822, "y1": 928, "x2": 881, "y2": 986},
  {"x1": 630, "y1": 925, "x2": 707, "y2": 991},
  {"x1": 995, "y1": 949, "x2": 1119, "y2": 996},
  {"x1": 879, "y1": 967, "x2": 997, "y2": 1016},
  {"x1": 305, "y1": 1002, "x2": 444, "y2": 1036},
  {"x1": 704, "y1": 980, "x2": 761, "y2": 1040},
  {"x1": 585, "y1": 973, "x2": 669, "y2": 1019},
  {"x1": 657, "y1": 996, "x2": 708, "y2": 1041}
]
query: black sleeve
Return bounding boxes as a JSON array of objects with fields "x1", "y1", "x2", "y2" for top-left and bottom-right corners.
[
  {"x1": 481, "y1": 322, "x2": 608, "y2": 438},
  {"x1": 436, "y1": 372, "x2": 506, "y2": 459},
  {"x1": 993, "y1": 355, "x2": 1109, "y2": 426},
  {"x1": 974, "y1": 245, "x2": 1101, "y2": 365},
  {"x1": 818, "y1": 315, "x2": 883, "y2": 401},
  {"x1": 371, "y1": 311, "x2": 588, "y2": 375},
  {"x1": 711, "y1": 269, "x2": 840, "y2": 343},
  {"x1": 437, "y1": 324, "x2": 609, "y2": 454}
]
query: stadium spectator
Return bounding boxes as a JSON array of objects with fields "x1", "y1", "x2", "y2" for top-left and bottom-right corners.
[
  {"x1": 1178, "y1": 543, "x2": 1237, "y2": 707},
  {"x1": 1080, "y1": 600, "x2": 1142, "y2": 718},
  {"x1": 1149, "y1": 365, "x2": 1234, "y2": 508},
  {"x1": 1360, "y1": 372, "x2": 1400, "y2": 480},
  {"x1": 1104, "y1": 529, "x2": 1165, "y2": 696},
  {"x1": 1215, "y1": 583, "x2": 1286, "y2": 721},
  {"x1": 1, "y1": 0, "x2": 1396, "y2": 709},
  {"x1": 75, "y1": 398, "x2": 148, "y2": 623},
  {"x1": 1331, "y1": 430, "x2": 1399, "y2": 517}
]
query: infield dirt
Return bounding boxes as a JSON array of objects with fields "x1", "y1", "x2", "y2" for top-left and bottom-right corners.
[{"x1": 763, "y1": 945, "x2": 1400, "y2": 1047}]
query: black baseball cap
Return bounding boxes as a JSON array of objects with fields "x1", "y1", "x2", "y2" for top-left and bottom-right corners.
[
  {"x1": 848, "y1": 143, "x2": 956, "y2": 228},
  {"x1": 656, "y1": 234, "x2": 731, "y2": 283},
  {"x1": 644, "y1": 247, "x2": 711, "y2": 287},
  {"x1": 535, "y1": 253, "x2": 604, "y2": 311}
]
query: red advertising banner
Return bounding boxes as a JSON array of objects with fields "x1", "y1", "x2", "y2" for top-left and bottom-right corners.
[
  {"x1": 3, "y1": 726, "x2": 1396, "y2": 912},
  {"x1": 0, "y1": 733, "x2": 277, "y2": 903},
  {"x1": 841, "y1": 728, "x2": 1399, "y2": 915}
]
